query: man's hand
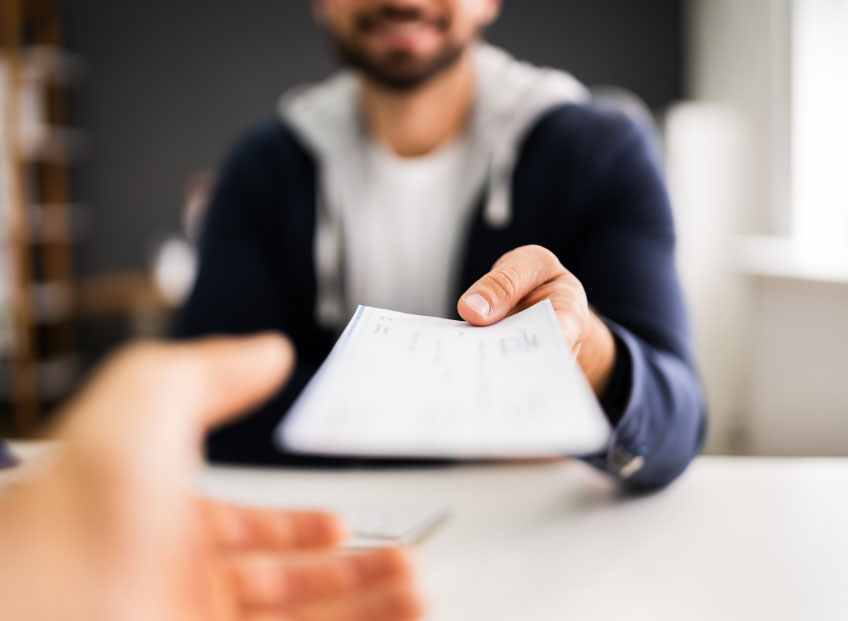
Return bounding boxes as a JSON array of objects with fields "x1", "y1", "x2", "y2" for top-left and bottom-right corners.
[
  {"x1": 0, "y1": 335, "x2": 422, "y2": 621},
  {"x1": 458, "y1": 245, "x2": 616, "y2": 396}
]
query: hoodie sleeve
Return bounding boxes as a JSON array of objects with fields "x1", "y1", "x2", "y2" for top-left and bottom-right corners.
[{"x1": 551, "y1": 106, "x2": 707, "y2": 491}]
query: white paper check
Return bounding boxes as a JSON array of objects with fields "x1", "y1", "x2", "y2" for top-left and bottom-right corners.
[{"x1": 275, "y1": 300, "x2": 611, "y2": 458}]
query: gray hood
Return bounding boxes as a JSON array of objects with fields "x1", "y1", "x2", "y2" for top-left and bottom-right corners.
[{"x1": 278, "y1": 44, "x2": 589, "y2": 329}]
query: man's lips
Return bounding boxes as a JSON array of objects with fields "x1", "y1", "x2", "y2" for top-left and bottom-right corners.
[
  {"x1": 373, "y1": 18, "x2": 436, "y2": 36},
  {"x1": 357, "y1": 7, "x2": 447, "y2": 36},
  {"x1": 372, "y1": 18, "x2": 436, "y2": 35},
  {"x1": 360, "y1": 17, "x2": 444, "y2": 49}
]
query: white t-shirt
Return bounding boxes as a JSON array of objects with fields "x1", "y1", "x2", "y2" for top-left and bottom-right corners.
[{"x1": 342, "y1": 136, "x2": 482, "y2": 319}]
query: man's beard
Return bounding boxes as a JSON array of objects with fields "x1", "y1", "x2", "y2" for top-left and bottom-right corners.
[
  {"x1": 324, "y1": 4, "x2": 472, "y2": 92},
  {"x1": 331, "y1": 37, "x2": 467, "y2": 92}
]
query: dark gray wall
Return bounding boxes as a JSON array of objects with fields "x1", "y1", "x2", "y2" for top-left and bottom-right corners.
[
  {"x1": 66, "y1": 0, "x2": 684, "y2": 276},
  {"x1": 488, "y1": 1, "x2": 684, "y2": 108}
]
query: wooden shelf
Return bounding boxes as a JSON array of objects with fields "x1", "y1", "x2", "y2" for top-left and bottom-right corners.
[
  {"x1": 0, "y1": 353, "x2": 79, "y2": 402},
  {"x1": 30, "y1": 281, "x2": 74, "y2": 322},
  {"x1": 19, "y1": 124, "x2": 88, "y2": 163},
  {"x1": 20, "y1": 44, "x2": 85, "y2": 86},
  {"x1": 1, "y1": 0, "x2": 80, "y2": 435},
  {"x1": 28, "y1": 203, "x2": 91, "y2": 243},
  {"x1": 77, "y1": 271, "x2": 169, "y2": 318}
]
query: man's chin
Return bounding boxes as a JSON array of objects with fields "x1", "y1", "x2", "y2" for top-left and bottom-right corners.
[
  {"x1": 362, "y1": 67, "x2": 451, "y2": 92},
  {"x1": 334, "y1": 42, "x2": 466, "y2": 92}
]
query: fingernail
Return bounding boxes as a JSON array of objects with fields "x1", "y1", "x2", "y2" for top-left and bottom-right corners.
[{"x1": 464, "y1": 293, "x2": 491, "y2": 317}]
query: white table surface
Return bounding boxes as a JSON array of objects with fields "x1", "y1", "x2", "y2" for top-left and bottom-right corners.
[
  {"x1": 198, "y1": 456, "x2": 848, "y2": 621},
  {"x1": 4, "y1": 446, "x2": 847, "y2": 620}
]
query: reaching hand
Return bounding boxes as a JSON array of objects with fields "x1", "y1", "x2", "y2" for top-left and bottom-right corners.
[
  {"x1": 458, "y1": 244, "x2": 616, "y2": 395},
  {"x1": 0, "y1": 335, "x2": 423, "y2": 621}
]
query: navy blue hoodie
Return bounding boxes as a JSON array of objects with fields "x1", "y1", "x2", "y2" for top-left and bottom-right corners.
[{"x1": 176, "y1": 98, "x2": 706, "y2": 491}]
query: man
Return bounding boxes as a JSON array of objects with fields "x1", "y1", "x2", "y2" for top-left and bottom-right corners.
[
  {"x1": 177, "y1": 0, "x2": 706, "y2": 489},
  {"x1": 0, "y1": 335, "x2": 422, "y2": 621}
]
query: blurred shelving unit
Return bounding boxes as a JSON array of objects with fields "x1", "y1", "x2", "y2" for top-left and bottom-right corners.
[{"x1": 1, "y1": 0, "x2": 86, "y2": 435}]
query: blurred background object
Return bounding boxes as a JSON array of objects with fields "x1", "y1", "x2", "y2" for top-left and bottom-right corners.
[
  {"x1": 2, "y1": 0, "x2": 86, "y2": 436},
  {"x1": 0, "y1": 438, "x2": 16, "y2": 468},
  {"x1": 0, "y1": 0, "x2": 845, "y2": 457},
  {"x1": 679, "y1": 0, "x2": 848, "y2": 456}
]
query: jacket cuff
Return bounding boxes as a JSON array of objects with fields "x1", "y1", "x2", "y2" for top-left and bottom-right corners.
[{"x1": 583, "y1": 317, "x2": 652, "y2": 481}]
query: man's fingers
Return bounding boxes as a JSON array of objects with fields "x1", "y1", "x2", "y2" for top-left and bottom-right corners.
[
  {"x1": 242, "y1": 579, "x2": 423, "y2": 621},
  {"x1": 199, "y1": 498, "x2": 347, "y2": 550},
  {"x1": 242, "y1": 576, "x2": 423, "y2": 621},
  {"x1": 504, "y1": 276, "x2": 590, "y2": 347},
  {"x1": 270, "y1": 579, "x2": 424, "y2": 621},
  {"x1": 228, "y1": 546, "x2": 416, "y2": 609},
  {"x1": 458, "y1": 245, "x2": 565, "y2": 325}
]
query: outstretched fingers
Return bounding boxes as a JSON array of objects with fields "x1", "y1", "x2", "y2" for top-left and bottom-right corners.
[
  {"x1": 226, "y1": 546, "x2": 422, "y2": 620},
  {"x1": 200, "y1": 499, "x2": 347, "y2": 551}
]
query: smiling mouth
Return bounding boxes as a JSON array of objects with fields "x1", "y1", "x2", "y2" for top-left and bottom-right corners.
[
  {"x1": 356, "y1": 6, "x2": 449, "y2": 38},
  {"x1": 331, "y1": 4, "x2": 466, "y2": 90}
]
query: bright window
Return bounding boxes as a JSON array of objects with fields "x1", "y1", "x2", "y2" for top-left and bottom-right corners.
[{"x1": 790, "y1": 0, "x2": 848, "y2": 251}]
